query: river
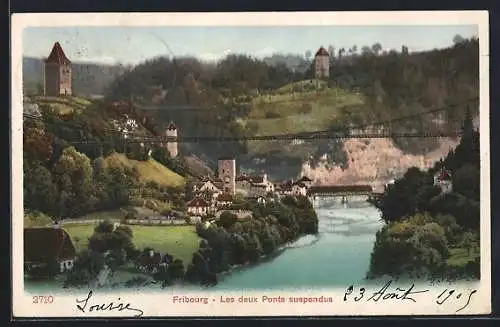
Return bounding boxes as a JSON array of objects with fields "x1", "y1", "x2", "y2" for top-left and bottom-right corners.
[
  {"x1": 25, "y1": 198, "x2": 385, "y2": 293},
  {"x1": 212, "y1": 198, "x2": 385, "y2": 290}
]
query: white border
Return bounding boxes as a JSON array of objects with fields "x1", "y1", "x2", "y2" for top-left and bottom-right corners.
[{"x1": 11, "y1": 11, "x2": 490, "y2": 317}]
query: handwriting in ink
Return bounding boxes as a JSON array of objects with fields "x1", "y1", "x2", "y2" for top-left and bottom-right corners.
[
  {"x1": 76, "y1": 290, "x2": 144, "y2": 317},
  {"x1": 436, "y1": 288, "x2": 477, "y2": 313},
  {"x1": 344, "y1": 280, "x2": 429, "y2": 303}
]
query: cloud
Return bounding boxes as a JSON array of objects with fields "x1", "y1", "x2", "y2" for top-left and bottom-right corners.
[
  {"x1": 197, "y1": 49, "x2": 232, "y2": 62},
  {"x1": 196, "y1": 47, "x2": 276, "y2": 62},
  {"x1": 74, "y1": 55, "x2": 119, "y2": 65},
  {"x1": 252, "y1": 46, "x2": 276, "y2": 58}
]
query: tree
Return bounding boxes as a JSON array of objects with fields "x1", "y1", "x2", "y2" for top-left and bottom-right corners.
[
  {"x1": 218, "y1": 211, "x2": 237, "y2": 229},
  {"x1": 371, "y1": 42, "x2": 382, "y2": 55},
  {"x1": 52, "y1": 146, "x2": 96, "y2": 217},
  {"x1": 452, "y1": 163, "x2": 480, "y2": 201},
  {"x1": 328, "y1": 45, "x2": 335, "y2": 60},
  {"x1": 305, "y1": 50, "x2": 312, "y2": 62},
  {"x1": 453, "y1": 34, "x2": 465, "y2": 45},
  {"x1": 23, "y1": 127, "x2": 54, "y2": 163},
  {"x1": 24, "y1": 162, "x2": 57, "y2": 215},
  {"x1": 361, "y1": 46, "x2": 372, "y2": 55}
]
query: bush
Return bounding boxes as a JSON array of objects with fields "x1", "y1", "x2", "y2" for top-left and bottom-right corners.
[
  {"x1": 369, "y1": 214, "x2": 450, "y2": 279},
  {"x1": 265, "y1": 110, "x2": 281, "y2": 119},
  {"x1": 218, "y1": 211, "x2": 237, "y2": 229},
  {"x1": 297, "y1": 103, "x2": 313, "y2": 115}
]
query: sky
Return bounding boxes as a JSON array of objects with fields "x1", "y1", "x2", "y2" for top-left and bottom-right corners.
[{"x1": 22, "y1": 25, "x2": 478, "y2": 65}]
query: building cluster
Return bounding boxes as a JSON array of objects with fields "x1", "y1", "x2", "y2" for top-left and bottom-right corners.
[{"x1": 186, "y1": 157, "x2": 314, "y2": 218}]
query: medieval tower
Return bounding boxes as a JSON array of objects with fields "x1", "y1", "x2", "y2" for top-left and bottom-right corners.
[
  {"x1": 165, "y1": 122, "x2": 178, "y2": 158},
  {"x1": 218, "y1": 158, "x2": 236, "y2": 195},
  {"x1": 44, "y1": 42, "x2": 72, "y2": 96},
  {"x1": 314, "y1": 46, "x2": 329, "y2": 79}
]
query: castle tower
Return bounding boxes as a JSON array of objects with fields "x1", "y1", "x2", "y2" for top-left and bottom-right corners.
[
  {"x1": 165, "y1": 121, "x2": 178, "y2": 158},
  {"x1": 218, "y1": 157, "x2": 236, "y2": 195},
  {"x1": 44, "y1": 42, "x2": 72, "y2": 96},
  {"x1": 314, "y1": 46, "x2": 329, "y2": 79}
]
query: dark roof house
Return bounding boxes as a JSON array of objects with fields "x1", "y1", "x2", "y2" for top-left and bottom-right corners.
[
  {"x1": 187, "y1": 197, "x2": 210, "y2": 207},
  {"x1": 216, "y1": 194, "x2": 233, "y2": 202},
  {"x1": 24, "y1": 228, "x2": 76, "y2": 264}
]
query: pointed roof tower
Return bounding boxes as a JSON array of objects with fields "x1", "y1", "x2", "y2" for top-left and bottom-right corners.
[
  {"x1": 45, "y1": 42, "x2": 71, "y2": 65},
  {"x1": 315, "y1": 46, "x2": 329, "y2": 57},
  {"x1": 167, "y1": 121, "x2": 177, "y2": 130}
]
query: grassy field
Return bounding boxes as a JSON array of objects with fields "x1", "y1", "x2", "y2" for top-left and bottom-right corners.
[
  {"x1": 245, "y1": 82, "x2": 364, "y2": 137},
  {"x1": 64, "y1": 223, "x2": 200, "y2": 266},
  {"x1": 104, "y1": 153, "x2": 185, "y2": 188},
  {"x1": 33, "y1": 95, "x2": 92, "y2": 114}
]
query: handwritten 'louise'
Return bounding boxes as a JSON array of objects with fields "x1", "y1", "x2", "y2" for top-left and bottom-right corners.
[{"x1": 76, "y1": 290, "x2": 144, "y2": 317}]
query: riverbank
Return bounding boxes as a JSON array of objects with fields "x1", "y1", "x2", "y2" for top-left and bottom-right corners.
[{"x1": 26, "y1": 200, "x2": 387, "y2": 292}]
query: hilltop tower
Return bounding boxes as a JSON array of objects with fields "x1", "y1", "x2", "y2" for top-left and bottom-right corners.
[
  {"x1": 165, "y1": 121, "x2": 178, "y2": 158},
  {"x1": 218, "y1": 158, "x2": 236, "y2": 195},
  {"x1": 44, "y1": 42, "x2": 72, "y2": 96},
  {"x1": 314, "y1": 46, "x2": 329, "y2": 79}
]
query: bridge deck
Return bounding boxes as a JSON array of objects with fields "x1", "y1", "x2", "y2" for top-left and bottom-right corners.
[{"x1": 307, "y1": 185, "x2": 373, "y2": 196}]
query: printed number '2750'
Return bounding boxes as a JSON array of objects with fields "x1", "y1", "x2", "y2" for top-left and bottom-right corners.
[{"x1": 32, "y1": 295, "x2": 54, "y2": 304}]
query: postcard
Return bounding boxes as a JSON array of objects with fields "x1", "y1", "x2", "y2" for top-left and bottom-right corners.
[{"x1": 11, "y1": 11, "x2": 490, "y2": 318}]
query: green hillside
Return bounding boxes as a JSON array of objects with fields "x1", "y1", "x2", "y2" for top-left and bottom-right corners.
[
  {"x1": 247, "y1": 81, "x2": 364, "y2": 136},
  {"x1": 31, "y1": 95, "x2": 92, "y2": 114},
  {"x1": 104, "y1": 153, "x2": 185, "y2": 188}
]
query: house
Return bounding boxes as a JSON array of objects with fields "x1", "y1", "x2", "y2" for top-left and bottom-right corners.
[
  {"x1": 433, "y1": 169, "x2": 453, "y2": 194},
  {"x1": 296, "y1": 176, "x2": 313, "y2": 188},
  {"x1": 216, "y1": 193, "x2": 233, "y2": 208},
  {"x1": 247, "y1": 195, "x2": 267, "y2": 204},
  {"x1": 292, "y1": 182, "x2": 308, "y2": 197},
  {"x1": 194, "y1": 177, "x2": 224, "y2": 200},
  {"x1": 278, "y1": 180, "x2": 294, "y2": 196},
  {"x1": 236, "y1": 173, "x2": 274, "y2": 196},
  {"x1": 248, "y1": 173, "x2": 275, "y2": 193},
  {"x1": 187, "y1": 197, "x2": 211, "y2": 216},
  {"x1": 24, "y1": 226, "x2": 76, "y2": 275}
]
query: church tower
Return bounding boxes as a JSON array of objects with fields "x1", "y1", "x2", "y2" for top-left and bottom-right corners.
[
  {"x1": 165, "y1": 121, "x2": 178, "y2": 158},
  {"x1": 44, "y1": 42, "x2": 72, "y2": 96}
]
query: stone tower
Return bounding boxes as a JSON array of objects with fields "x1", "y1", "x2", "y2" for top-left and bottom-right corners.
[
  {"x1": 218, "y1": 157, "x2": 236, "y2": 195},
  {"x1": 165, "y1": 121, "x2": 178, "y2": 158},
  {"x1": 314, "y1": 46, "x2": 329, "y2": 79},
  {"x1": 44, "y1": 42, "x2": 72, "y2": 96}
]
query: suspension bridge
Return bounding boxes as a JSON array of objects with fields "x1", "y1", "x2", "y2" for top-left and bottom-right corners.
[{"x1": 22, "y1": 96, "x2": 478, "y2": 145}]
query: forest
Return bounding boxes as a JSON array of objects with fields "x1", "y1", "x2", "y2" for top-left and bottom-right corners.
[
  {"x1": 102, "y1": 36, "x2": 479, "y2": 169},
  {"x1": 368, "y1": 109, "x2": 480, "y2": 280}
]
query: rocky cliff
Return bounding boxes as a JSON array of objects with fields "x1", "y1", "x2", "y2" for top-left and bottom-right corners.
[{"x1": 301, "y1": 137, "x2": 460, "y2": 191}]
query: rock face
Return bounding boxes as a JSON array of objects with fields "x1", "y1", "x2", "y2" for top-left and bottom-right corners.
[{"x1": 301, "y1": 137, "x2": 459, "y2": 191}]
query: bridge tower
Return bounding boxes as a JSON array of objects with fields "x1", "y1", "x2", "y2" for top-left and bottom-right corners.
[{"x1": 165, "y1": 121, "x2": 178, "y2": 158}]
